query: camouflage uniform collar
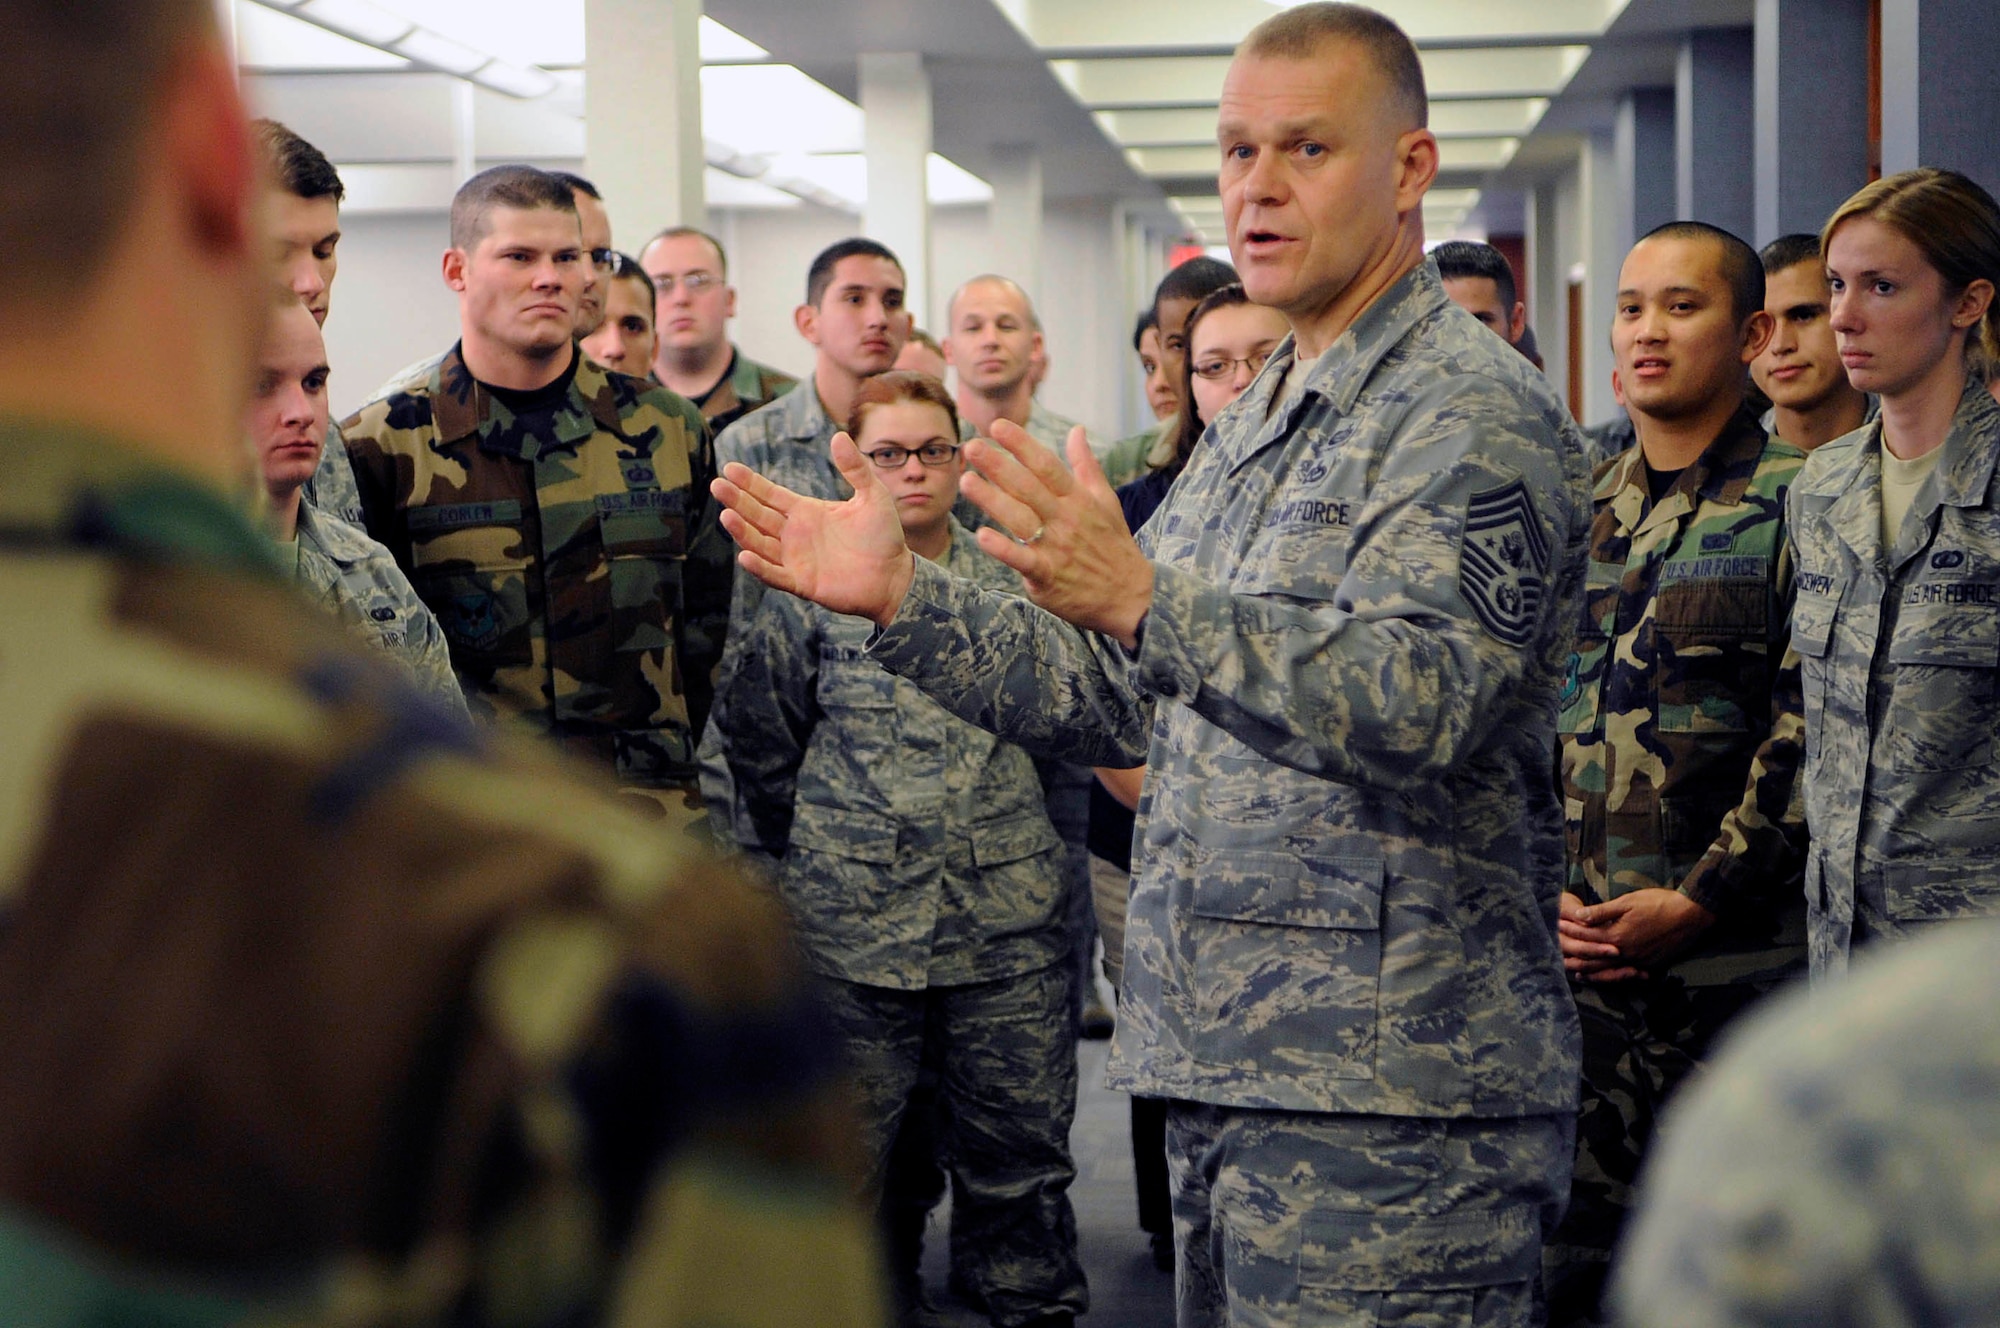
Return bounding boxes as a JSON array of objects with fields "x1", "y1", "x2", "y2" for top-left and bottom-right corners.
[
  {"x1": 0, "y1": 415, "x2": 283, "y2": 578},
  {"x1": 1925, "y1": 377, "x2": 2000, "y2": 510},
  {"x1": 430, "y1": 341, "x2": 608, "y2": 461},
  {"x1": 1604, "y1": 402, "x2": 1774, "y2": 531},
  {"x1": 779, "y1": 375, "x2": 837, "y2": 444},
  {"x1": 727, "y1": 345, "x2": 769, "y2": 398}
]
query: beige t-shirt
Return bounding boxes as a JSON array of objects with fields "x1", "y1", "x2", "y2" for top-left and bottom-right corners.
[{"x1": 1881, "y1": 444, "x2": 1945, "y2": 548}]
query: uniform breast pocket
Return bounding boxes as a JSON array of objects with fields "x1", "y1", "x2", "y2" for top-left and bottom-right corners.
[
  {"x1": 408, "y1": 512, "x2": 533, "y2": 671},
  {"x1": 600, "y1": 504, "x2": 687, "y2": 655},
  {"x1": 1882, "y1": 604, "x2": 2000, "y2": 771},
  {"x1": 1654, "y1": 580, "x2": 1768, "y2": 735},
  {"x1": 1187, "y1": 850, "x2": 1383, "y2": 1080},
  {"x1": 1232, "y1": 512, "x2": 1352, "y2": 600},
  {"x1": 1789, "y1": 582, "x2": 1841, "y2": 764},
  {"x1": 966, "y1": 810, "x2": 1066, "y2": 930}
]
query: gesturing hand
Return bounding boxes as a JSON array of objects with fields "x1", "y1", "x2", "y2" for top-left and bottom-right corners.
[
  {"x1": 960, "y1": 420, "x2": 1156, "y2": 648},
  {"x1": 712, "y1": 431, "x2": 917, "y2": 627}
]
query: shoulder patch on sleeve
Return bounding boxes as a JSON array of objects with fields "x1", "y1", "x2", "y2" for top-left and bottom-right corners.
[{"x1": 1459, "y1": 478, "x2": 1551, "y2": 647}]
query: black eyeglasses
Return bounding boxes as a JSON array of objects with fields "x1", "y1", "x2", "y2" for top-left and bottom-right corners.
[
  {"x1": 1191, "y1": 350, "x2": 1274, "y2": 381},
  {"x1": 864, "y1": 443, "x2": 961, "y2": 468},
  {"x1": 589, "y1": 248, "x2": 617, "y2": 273}
]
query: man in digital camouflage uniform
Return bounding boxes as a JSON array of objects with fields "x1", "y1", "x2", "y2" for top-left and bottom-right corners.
[
  {"x1": 0, "y1": 2, "x2": 881, "y2": 1322},
  {"x1": 1546, "y1": 222, "x2": 1809, "y2": 1327},
  {"x1": 250, "y1": 294, "x2": 465, "y2": 713},
  {"x1": 710, "y1": 6, "x2": 1591, "y2": 1324},
  {"x1": 1615, "y1": 920, "x2": 2000, "y2": 1328},
  {"x1": 642, "y1": 225, "x2": 797, "y2": 437},
  {"x1": 338, "y1": 165, "x2": 729, "y2": 824}
]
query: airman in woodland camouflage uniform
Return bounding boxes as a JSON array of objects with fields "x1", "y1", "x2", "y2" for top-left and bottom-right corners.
[
  {"x1": 1546, "y1": 224, "x2": 1809, "y2": 1326},
  {"x1": 338, "y1": 168, "x2": 728, "y2": 818},
  {"x1": 695, "y1": 350, "x2": 797, "y2": 437},
  {"x1": 0, "y1": 2, "x2": 881, "y2": 1318},
  {"x1": 640, "y1": 226, "x2": 797, "y2": 437},
  {"x1": 1614, "y1": 920, "x2": 2000, "y2": 1328}
]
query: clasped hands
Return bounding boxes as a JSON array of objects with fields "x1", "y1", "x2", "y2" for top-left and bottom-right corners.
[
  {"x1": 1559, "y1": 888, "x2": 1716, "y2": 983},
  {"x1": 711, "y1": 418, "x2": 1157, "y2": 646}
]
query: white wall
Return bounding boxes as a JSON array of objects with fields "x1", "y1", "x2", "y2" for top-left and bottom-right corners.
[
  {"x1": 323, "y1": 197, "x2": 1137, "y2": 435},
  {"x1": 323, "y1": 213, "x2": 461, "y2": 420}
]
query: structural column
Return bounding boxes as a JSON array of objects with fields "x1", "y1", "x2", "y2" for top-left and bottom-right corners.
[
  {"x1": 988, "y1": 144, "x2": 1044, "y2": 307},
  {"x1": 1880, "y1": 0, "x2": 2000, "y2": 187},
  {"x1": 1675, "y1": 28, "x2": 1755, "y2": 240},
  {"x1": 1753, "y1": 0, "x2": 1869, "y2": 244},
  {"x1": 584, "y1": 0, "x2": 704, "y2": 246},
  {"x1": 1615, "y1": 88, "x2": 1675, "y2": 251},
  {"x1": 861, "y1": 52, "x2": 934, "y2": 327}
]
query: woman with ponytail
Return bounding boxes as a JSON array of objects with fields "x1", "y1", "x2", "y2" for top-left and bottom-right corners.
[{"x1": 1787, "y1": 167, "x2": 2000, "y2": 980}]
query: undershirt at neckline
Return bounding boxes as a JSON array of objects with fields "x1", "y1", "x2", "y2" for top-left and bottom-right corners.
[{"x1": 482, "y1": 345, "x2": 580, "y2": 416}]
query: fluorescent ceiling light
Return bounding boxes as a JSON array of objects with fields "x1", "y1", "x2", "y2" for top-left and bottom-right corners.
[
  {"x1": 470, "y1": 61, "x2": 556, "y2": 98},
  {"x1": 234, "y1": 1, "x2": 409, "y2": 68},
  {"x1": 294, "y1": 0, "x2": 412, "y2": 46},
  {"x1": 927, "y1": 155, "x2": 993, "y2": 205},
  {"x1": 705, "y1": 167, "x2": 799, "y2": 209},
  {"x1": 701, "y1": 65, "x2": 864, "y2": 155},
  {"x1": 391, "y1": 27, "x2": 487, "y2": 74},
  {"x1": 389, "y1": 0, "x2": 581, "y2": 67}
]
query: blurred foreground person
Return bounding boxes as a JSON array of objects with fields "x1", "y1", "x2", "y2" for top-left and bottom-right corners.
[
  {"x1": 0, "y1": 3, "x2": 882, "y2": 1324},
  {"x1": 701, "y1": 373, "x2": 1085, "y2": 1328},
  {"x1": 1615, "y1": 922, "x2": 2000, "y2": 1327}
]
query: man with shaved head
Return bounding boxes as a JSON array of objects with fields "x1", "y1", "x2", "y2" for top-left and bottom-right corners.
[
  {"x1": 709, "y1": 4, "x2": 1591, "y2": 1324},
  {"x1": 945, "y1": 274, "x2": 1102, "y2": 459}
]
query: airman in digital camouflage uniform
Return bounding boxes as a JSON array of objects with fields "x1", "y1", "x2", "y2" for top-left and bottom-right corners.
[
  {"x1": 249, "y1": 294, "x2": 466, "y2": 714},
  {"x1": 1788, "y1": 168, "x2": 2000, "y2": 981},
  {"x1": 1546, "y1": 223, "x2": 1808, "y2": 1327},
  {"x1": 1614, "y1": 920, "x2": 2000, "y2": 1328},
  {"x1": 703, "y1": 375, "x2": 1085, "y2": 1328},
  {"x1": 253, "y1": 118, "x2": 368, "y2": 530},
  {"x1": 710, "y1": 7, "x2": 1591, "y2": 1324},
  {"x1": 339, "y1": 166, "x2": 728, "y2": 821},
  {"x1": 0, "y1": 3, "x2": 883, "y2": 1322}
]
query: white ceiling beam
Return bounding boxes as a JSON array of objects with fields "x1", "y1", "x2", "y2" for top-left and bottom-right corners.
[
  {"x1": 1054, "y1": 46, "x2": 1589, "y2": 108},
  {"x1": 1020, "y1": 0, "x2": 1622, "y2": 53}
]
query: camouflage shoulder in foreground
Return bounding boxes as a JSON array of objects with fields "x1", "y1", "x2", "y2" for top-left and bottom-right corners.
[
  {"x1": 0, "y1": 416, "x2": 882, "y2": 1327},
  {"x1": 1615, "y1": 921, "x2": 2000, "y2": 1328}
]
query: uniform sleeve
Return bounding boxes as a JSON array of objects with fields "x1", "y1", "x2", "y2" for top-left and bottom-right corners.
[
  {"x1": 698, "y1": 586, "x2": 820, "y2": 865},
  {"x1": 866, "y1": 556, "x2": 1156, "y2": 769},
  {"x1": 302, "y1": 419, "x2": 365, "y2": 527},
  {"x1": 1676, "y1": 535, "x2": 1808, "y2": 917},
  {"x1": 403, "y1": 596, "x2": 472, "y2": 721},
  {"x1": 338, "y1": 401, "x2": 405, "y2": 558},
  {"x1": 674, "y1": 401, "x2": 732, "y2": 747},
  {"x1": 1132, "y1": 387, "x2": 1580, "y2": 791}
]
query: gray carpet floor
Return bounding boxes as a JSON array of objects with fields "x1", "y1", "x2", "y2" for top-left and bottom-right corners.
[{"x1": 915, "y1": 1037, "x2": 1177, "y2": 1327}]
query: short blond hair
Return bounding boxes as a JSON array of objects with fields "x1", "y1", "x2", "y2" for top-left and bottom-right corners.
[{"x1": 1239, "y1": 2, "x2": 1427, "y2": 130}]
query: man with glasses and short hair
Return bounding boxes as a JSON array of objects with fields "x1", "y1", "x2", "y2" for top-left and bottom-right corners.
[{"x1": 643, "y1": 225, "x2": 797, "y2": 436}]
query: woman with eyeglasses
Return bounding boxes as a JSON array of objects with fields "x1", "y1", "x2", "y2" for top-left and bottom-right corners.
[
  {"x1": 1084, "y1": 282, "x2": 1293, "y2": 1272},
  {"x1": 698, "y1": 370, "x2": 1088, "y2": 1325}
]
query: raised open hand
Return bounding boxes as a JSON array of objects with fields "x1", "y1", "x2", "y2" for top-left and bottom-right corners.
[
  {"x1": 960, "y1": 420, "x2": 1155, "y2": 647},
  {"x1": 712, "y1": 431, "x2": 917, "y2": 626}
]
